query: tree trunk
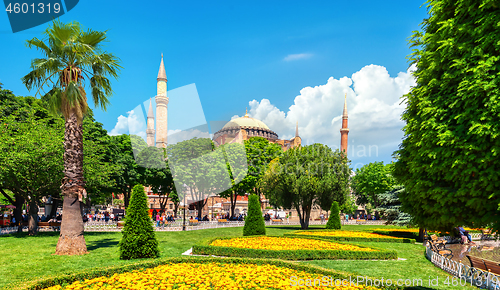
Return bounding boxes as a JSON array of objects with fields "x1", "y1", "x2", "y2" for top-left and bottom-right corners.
[
  {"x1": 230, "y1": 191, "x2": 236, "y2": 218},
  {"x1": 55, "y1": 112, "x2": 88, "y2": 255},
  {"x1": 28, "y1": 198, "x2": 38, "y2": 236},
  {"x1": 173, "y1": 202, "x2": 179, "y2": 218},
  {"x1": 14, "y1": 195, "x2": 24, "y2": 233},
  {"x1": 124, "y1": 186, "x2": 131, "y2": 208}
]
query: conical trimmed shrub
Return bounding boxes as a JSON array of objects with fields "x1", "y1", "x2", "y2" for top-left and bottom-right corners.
[
  {"x1": 325, "y1": 201, "x2": 341, "y2": 230},
  {"x1": 243, "y1": 194, "x2": 266, "y2": 236},
  {"x1": 119, "y1": 184, "x2": 160, "y2": 259}
]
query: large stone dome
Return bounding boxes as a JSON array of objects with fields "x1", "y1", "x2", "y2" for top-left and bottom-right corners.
[
  {"x1": 213, "y1": 113, "x2": 279, "y2": 145},
  {"x1": 223, "y1": 115, "x2": 270, "y2": 130}
]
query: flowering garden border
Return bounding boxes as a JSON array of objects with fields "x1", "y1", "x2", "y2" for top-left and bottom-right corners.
[
  {"x1": 192, "y1": 236, "x2": 397, "y2": 260},
  {"x1": 285, "y1": 231, "x2": 416, "y2": 243},
  {"x1": 14, "y1": 256, "x2": 406, "y2": 290}
]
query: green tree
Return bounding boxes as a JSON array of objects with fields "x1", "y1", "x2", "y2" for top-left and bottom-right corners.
[
  {"x1": 167, "y1": 138, "x2": 229, "y2": 219},
  {"x1": 375, "y1": 186, "x2": 412, "y2": 226},
  {"x1": 0, "y1": 112, "x2": 64, "y2": 235},
  {"x1": 394, "y1": 0, "x2": 500, "y2": 231},
  {"x1": 22, "y1": 20, "x2": 121, "y2": 255},
  {"x1": 325, "y1": 201, "x2": 341, "y2": 229},
  {"x1": 119, "y1": 184, "x2": 159, "y2": 259},
  {"x1": 244, "y1": 137, "x2": 283, "y2": 198},
  {"x1": 219, "y1": 143, "x2": 251, "y2": 218},
  {"x1": 261, "y1": 144, "x2": 350, "y2": 229},
  {"x1": 136, "y1": 146, "x2": 175, "y2": 213},
  {"x1": 109, "y1": 134, "x2": 143, "y2": 208},
  {"x1": 351, "y1": 162, "x2": 396, "y2": 208},
  {"x1": 340, "y1": 194, "x2": 357, "y2": 216},
  {"x1": 243, "y1": 194, "x2": 266, "y2": 236}
]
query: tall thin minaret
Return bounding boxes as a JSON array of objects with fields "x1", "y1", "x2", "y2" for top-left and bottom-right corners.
[
  {"x1": 340, "y1": 93, "x2": 349, "y2": 154},
  {"x1": 146, "y1": 98, "x2": 155, "y2": 146},
  {"x1": 155, "y1": 53, "x2": 168, "y2": 148},
  {"x1": 295, "y1": 121, "x2": 299, "y2": 137}
]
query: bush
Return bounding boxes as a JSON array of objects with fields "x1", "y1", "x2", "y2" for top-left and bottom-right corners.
[
  {"x1": 325, "y1": 201, "x2": 341, "y2": 230},
  {"x1": 243, "y1": 194, "x2": 266, "y2": 236},
  {"x1": 119, "y1": 184, "x2": 160, "y2": 259},
  {"x1": 192, "y1": 236, "x2": 397, "y2": 260}
]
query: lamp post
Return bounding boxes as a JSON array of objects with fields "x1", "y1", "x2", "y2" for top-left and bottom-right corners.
[{"x1": 182, "y1": 184, "x2": 187, "y2": 231}]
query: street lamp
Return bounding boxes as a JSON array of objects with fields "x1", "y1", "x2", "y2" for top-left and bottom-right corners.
[{"x1": 182, "y1": 184, "x2": 187, "y2": 231}]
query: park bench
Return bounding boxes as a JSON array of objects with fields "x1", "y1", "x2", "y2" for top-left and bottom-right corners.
[
  {"x1": 428, "y1": 235, "x2": 453, "y2": 258},
  {"x1": 189, "y1": 220, "x2": 199, "y2": 225},
  {"x1": 356, "y1": 219, "x2": 366, "y2": 224},
  {"x1": 38, "y1": 221, "x2": 61, "y2": 231},
  {"x1": 271, "y1": 219, "x2": 283, "y2": 224},
  {"x1": 218, "y1": 219, "x2": 228, "y2": 223},
  {"x1": 481, "y1": 228, "x2": 495, "y2": 241},
  {"x1": 466, "y1": 255, "x2": 500, "y2": 275}
]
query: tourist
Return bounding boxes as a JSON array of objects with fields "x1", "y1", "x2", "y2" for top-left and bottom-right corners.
[
  {"x1": 320, "y1": 213, "x2": 325, "y2": 224},
  {"x1": 156, "y1": 213, "x2": 160, "y2": 227},
  {"x1": 457, "y1": 226, "x2": 474, "y2": 244}
]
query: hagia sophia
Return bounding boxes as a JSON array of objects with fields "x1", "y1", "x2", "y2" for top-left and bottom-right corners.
[{"x1": 143, "y1": 55, "x2": 350, "y2": 219}]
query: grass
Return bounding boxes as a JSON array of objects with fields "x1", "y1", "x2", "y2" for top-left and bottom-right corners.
[{"x1": 0, "y1": 225, "x2": 475, "y2": 290}]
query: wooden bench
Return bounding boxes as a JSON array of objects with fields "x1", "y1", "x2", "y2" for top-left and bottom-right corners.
[
  {"x1": 484, "y1": 258, "x2": 500, "y2": 275},
  {"x1": 218, "y1": 219, "x2": 228, "y2": 223},
  {"x1": 428, "y1": 235, "x2": 453, "y2": 258},
  {"x1": 39, "y1": 222, "x2": 61, "y2": 231},
  {"x1": 356, "y1": 219, "x2": 366, "y2": 224},
  {"x1": 466, "y1": 255, "x2": 500, "y2": 275},
  {"x1": 189, "y1": 220, "x2": 199, "y2": 225},
  {"x1": 272, "y1": 219, "x2": 283, "y2": 224},
  {"x1": 430, "y1": 234, "x2": 447, "y2": 248},
  {"x1": 481, "y1": 228, "x2": 494, "y2": 241}
]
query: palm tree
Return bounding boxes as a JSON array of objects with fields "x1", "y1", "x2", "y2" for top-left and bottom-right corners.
[{"x1": 22, "y1": 20, "x2": 120, "y2": 255}]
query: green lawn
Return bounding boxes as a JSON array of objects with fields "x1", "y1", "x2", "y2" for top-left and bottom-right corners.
[{"x1": 0, "y1": 225, "x2": 474, "y2": 289}]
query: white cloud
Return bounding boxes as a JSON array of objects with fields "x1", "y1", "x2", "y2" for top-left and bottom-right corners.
[
  {"x1": 248, "y1": 64, "x2": 416, "y2": 166},
  {"x1": 109, "y1": 108, "x2": 147, "y2": 141},
  {"x1": 283, "y1": 53, "x2": 313, "y2": 62}
]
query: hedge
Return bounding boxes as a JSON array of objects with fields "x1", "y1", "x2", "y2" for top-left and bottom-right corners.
[
  {"x1": 192, "y1": 236, "x2": 397, "y2": 261},
  {"x1": 9, "y1": 256, "x2": 408, "y2": 290}
]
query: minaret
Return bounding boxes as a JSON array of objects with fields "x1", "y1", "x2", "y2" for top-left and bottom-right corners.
[
  {"x1": 155, "y1": 53, "x2": 168, "y2": 148},
  {"x1": 146, "y1": 98, "x2": 155, "y2": 146},
  {"x1": 340, "y1": 93, "x2": 349, "y2": 154},
  {"x1": 295, "y1": 121, "x2": 299, "y2": 137}
]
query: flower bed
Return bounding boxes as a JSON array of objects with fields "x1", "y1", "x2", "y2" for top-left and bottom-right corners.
[
  {"x1": 25, "y1": 257, "x2": 405, "y2": 290},
  {"x1": 43, "y1": 262, "x2": 380, "y2": 290},
  {"x1": 193, "y1": 236, "x2": 397, "y2": 260},
  {"x1": 286, "y1": 230, "x2": 416, "y2": 243}
]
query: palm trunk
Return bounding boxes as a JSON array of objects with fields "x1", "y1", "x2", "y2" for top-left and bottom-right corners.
[{"x1": 55, "y1": 112, "x2": 88, "y2": 255}]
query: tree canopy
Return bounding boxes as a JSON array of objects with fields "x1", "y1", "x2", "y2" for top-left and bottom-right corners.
[
  {"x1": 260, "y1": 144, "x2": 350, "y2": 229},
  {"x1": 351, "y1": 162, "x2": 397, "y2": 208},
  {"x1": 394, "y1": 0, "x2": 500, "y2": 231}
]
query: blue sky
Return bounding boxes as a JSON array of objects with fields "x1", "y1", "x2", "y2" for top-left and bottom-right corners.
[{"x1": 0, "y1": 1, "x2": 430, "y2": 169}]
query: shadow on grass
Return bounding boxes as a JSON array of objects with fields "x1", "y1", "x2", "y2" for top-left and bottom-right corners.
[
  {"x1": 86, "y1": 238, "x2": 119, "y2": 251},
  {"x1": 3, "y1": 231, "x2": 119, "y2": 239}
]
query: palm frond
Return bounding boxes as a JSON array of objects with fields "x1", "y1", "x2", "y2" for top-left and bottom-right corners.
[
  {"x1": 25, "y1": 38, "x2": 51, "y2": 57},
  {"x1": 90, "y1": 75, "x2": 111, "y2": 110},
  {"x1": 78, "y1": 29, "x2": 107, "y2": 48}
]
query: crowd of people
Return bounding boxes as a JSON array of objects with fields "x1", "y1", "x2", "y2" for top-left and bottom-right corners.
[{"x1": 85, "y1": 212, "x2": 119, "y2": 223}]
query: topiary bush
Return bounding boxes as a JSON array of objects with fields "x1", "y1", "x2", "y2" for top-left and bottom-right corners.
[
  {"x1": 119, "y1": 184, "x2": 160, "y2": 259},
  {"x1": 326, "y1": 201, "x2": 341, "y2": 230},
  {"x1": 243, "y1": 194, "x2": 266, "y2": 236}
]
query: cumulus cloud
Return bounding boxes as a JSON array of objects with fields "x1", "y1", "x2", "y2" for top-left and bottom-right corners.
[
  {"x1": 283, "y1": 53, "x2": 313, "y2": 62},
  {"x1": 109, "y1": 108, "x2": 147, "y2": 140},
  {"x1": 246, "y1": 64, "x2": 416, "y2": 168}
]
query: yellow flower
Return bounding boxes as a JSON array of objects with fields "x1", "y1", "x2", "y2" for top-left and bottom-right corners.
[
  {"x1": 295, "y1": 230, "x2": 405, "y2": 239},
  {"x1": 43, "y1": 262, "x2": 380, "y2": 290},
  {"x1": 209, "y1": 236, "x2": 376, "y2": 251}
]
